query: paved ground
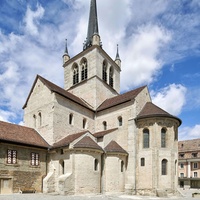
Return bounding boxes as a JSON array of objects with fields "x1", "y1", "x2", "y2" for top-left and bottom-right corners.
[{"x1": 0, "y1": 189, "x2": 200, "y2": 200}]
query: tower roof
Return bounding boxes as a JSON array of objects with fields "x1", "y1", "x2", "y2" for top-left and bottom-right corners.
[
  {"x1": 83, "y1": 0, "x2": 100, "y2": 50},
  {"x1": 115, "y1": 44, "x2": 121, "y2": 61}
]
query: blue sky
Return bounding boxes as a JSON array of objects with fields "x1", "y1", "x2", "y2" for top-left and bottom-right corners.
[{"x1": 0, "y1": 0, "x2": 200, "y2": 141}]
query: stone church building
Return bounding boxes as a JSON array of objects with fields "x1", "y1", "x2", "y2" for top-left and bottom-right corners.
[{"x1": 0, "y1": 0, "x2": 181, "y2": 196}]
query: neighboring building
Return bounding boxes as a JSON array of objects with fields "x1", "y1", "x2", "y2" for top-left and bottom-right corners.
[
  {"x1": 0, "y1": 0, "x2": 182, "y2": 197},
  {"x1": 178, "y1": 139, "x2": 200, "y2": 189},
  {"x1": 0, "y1": 121, "x2": 49, "y2": 194}
]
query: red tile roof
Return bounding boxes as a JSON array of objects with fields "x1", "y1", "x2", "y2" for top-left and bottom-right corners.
[
  {"x1": 104, "y1": 140, "x2": 128, "y2": 154},
  {"x1": 0, "y1": 121, "x2": 49, "y2": 148},
  {"x1": 93, "y1": 128, "x2": 118, "y2": 138},
  {"x1": 23, "y1": 75, "x2": 92, "y2": 110},
  {"x1": 136, "y1": 102, "x2": 181, "y2": 125},
  {"x1": 97, "y1": 86, "x2": 146, "y2": 111},
  {"x1": 73, "y1": 136, "x2": 103, "y2": 151},
  {"x1": 52, "y1": 131, "x2": 88, "y2": 148},
  {"x1": 178, "y1": 139, "x2": 200, "y2": 152}
]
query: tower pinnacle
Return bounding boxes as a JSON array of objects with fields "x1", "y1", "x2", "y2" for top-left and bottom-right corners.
[
  {"x1": 63, "y1": 39, "x2": 70, "y2": 64},
  {"x1": 115, "y1": 44, "x2": 121, "y2": 67},
  {"x1": 83, "y1": 0, "x2": 101, "y2": 50}
]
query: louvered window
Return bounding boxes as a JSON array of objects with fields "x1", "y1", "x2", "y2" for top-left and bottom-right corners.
[
  {"x1": 31, "y1": 153, "x2": 39, "y2": 166},
  {"x1": 7, "y1": 150, "x2": 17, "y2": 164}
]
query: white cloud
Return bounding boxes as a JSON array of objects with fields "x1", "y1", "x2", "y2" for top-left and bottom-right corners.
[
  {"x1": 179, "y1": 125, "x2": 200, "y2": 141},
  {"x1": 23, "y1": 3, "x2": 44, "y2": 35},
  {"x1": 151, "y1": 84, "x2": 187, "y2": 116},
  {"x1": 121, "y1": 24, "x2": 171, "y2": 90}
]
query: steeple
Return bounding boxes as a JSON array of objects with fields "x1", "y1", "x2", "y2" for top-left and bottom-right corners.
[
  {"x1": 115, "y1": 44, "x2": 121, "y2": 67},
  {"x1": 83, "y1": 0, "x2": 101, "y2": 50},
  {"x1": 63, "y1": 39, "x2": 70, "y2": 64}
]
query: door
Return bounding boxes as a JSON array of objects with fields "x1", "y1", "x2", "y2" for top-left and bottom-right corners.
[{"x1": 0, "y1": 179, "x2": 12, "y2": 194}]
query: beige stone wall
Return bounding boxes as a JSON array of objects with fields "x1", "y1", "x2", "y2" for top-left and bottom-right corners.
[
  {"x1": 64, "y1": 47, "x2": 120, "y2": 109},
  {"x1": 104, "y1": 154, "x2": 126, "y2": 193},
  {"x1": 136, "y1": 118, "x2": 179, "y2": 195},
  {"x1": 0, "y1": 143, "x2": 47, "y2": 194},
  {"x1": 74, "y1": 151, "x2": 102, "y2": 194}
]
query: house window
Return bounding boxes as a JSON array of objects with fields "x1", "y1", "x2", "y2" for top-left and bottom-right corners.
[
  {"x1": 69, "y1": 113, "x2": 73, "y2": 125},
  {"x1": 141, "y1": 158, "x2": 145, "y2": 166},
  {"x1": 194, "y1": 172, "x2": 198, "y2": 177},
  {"x1": 161, "y1": 128, "x2": 166, "y2": 148},
  {"x1": 102, "y1": 61, "x2": 107, "y2": 82},
  {"x1": 109, "y1": 67, "x2": 114, "y2": 87},
  {"x1": 162, "y1": 159, "x2": 168, "y2": 175},
  {"x1": 83, "y1": 118, "x2": 87, "y2": 129},
  {"x1": 194, "y1": 163, "x2": 198, "y2": 169},
  {"x1": 143, "y1": 129, "x2": 149, "y2": 148},
  {"x1": 192, "y1": 153, "x2": 198, "y2": 158},
  {"x1": 103, "y1": 121, "x2": 107, "y2": 130},
  {"x1": 121, "y1": 160, "x2": 124, "y2": 172},
  {"x1": 180, "y1": 163, "x2": 184, "y2": 168},
  {"x1": 73, "y1": 64, "x2": 79, "y2": 85},
  {"x1": 118, "y1": 116, "x2": 122, "y2": 126},
  {"x1": 81, "y1": 60, "x2": 88, "y2": 81},
  {"x1": 31, "y1": 153, "x2": 39, "y2": 166},
  {"x1": 7, "y1": 150, "x2": 17, "y2": 164},
  {"x1": 94, "y1": 159, "x2": 99, "y2": 171},
  {"x1": 179, "y1": 153, "x2": 185, "y2": 158},
  {"x1": 180, "y1": 173, "x2": 184, "y2": 178}
]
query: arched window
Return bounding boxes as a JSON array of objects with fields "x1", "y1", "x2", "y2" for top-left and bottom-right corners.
[
  {"x1": 141, "y1": 158, "x2": 145, "y2": 166},
  {"x1": 175, "y1": 160, "x2": 177, "y2": 175},
  {"x1": 102, "y1": 61, "x2": 107, "y2": 82},
  {"x1": 143, "y1": 129, "x2": 149, "y2": 148},
  {"x1": 161, "y1": 128, "x2": 166, "y2": 148},
  {"x1": 121, "y1": 160, "x2": 124, "y2": 172},
  {"x1": 33, "y1": 114, "x2": 36, "y2": 128},
  {"x1": 73, "y1": 64, "x2": 79, "y2": 85},
  {"x1": 81, "y1": 59, "x2": 88, "y2": 81},
  {"x1": 109, "y1": 67, "x2": 114, "y2": 87},
  {"x1": 94, "y1": 159, "x2": 99, "y2": 171},
  {"x1": 60, "y1": 160, "x2": 64, "y2": 175},
  {"x1": 83, "y1": 118, "x2": 87, "y2": 129},
  {"x1": 69, "y1": 113, "x2": 73, "y2": 125},
  {"x1": 103, "y1": 121, "x2": 107, "y2": 130},
  {"x1": 38, "y1": 112, "x2": 42, "y2": 127},
  {"x1": 162, "y1": 159, "x2": 168, "y2": 175},
  {"x1": 118, "y1": 116, "x2": 122, "y2": 126}
]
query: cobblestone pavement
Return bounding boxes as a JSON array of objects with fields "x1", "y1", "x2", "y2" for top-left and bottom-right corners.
[{"x1": 0, "y1": 189, "x2": 199, "y2": 200}]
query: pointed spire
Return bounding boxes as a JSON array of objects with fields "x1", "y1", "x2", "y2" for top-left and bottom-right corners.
[
  {"x1": 64, "y1": 39, "x2": 69, "y2": 55},
  {"x1": 63, "y1": 39, "x2": 70, "y2": 64},
  {"x1": 115, "y1": 44, "x2": 121, "y2": 61},
  {"x1": 83, "y1": 0, "x2": 101, "y2": 50},
  {"x1": 115, "y1": 44, "x2": 121, "y2": 67}
]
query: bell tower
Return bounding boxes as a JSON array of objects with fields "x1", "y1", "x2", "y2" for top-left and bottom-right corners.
[{"x1": 63, "y1": 0, "x2": 121, "y2": 109}]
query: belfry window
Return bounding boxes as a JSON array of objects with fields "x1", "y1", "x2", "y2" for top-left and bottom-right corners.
[
  {"x1": 161, "y1": 128, "x2": 166, "y2": 148},
  {"x1": 81, "y1": 60, "x2": 88, "y2": 81},
  {"x1": 162, "y1": 159, "x2": 168, "y2": 175},
  {"x1": 102, "y1": 61, "x2": 107, "y2": 82},
  {"x1": 73, "y1": 64, "x2": 79, "y2": 85},
  {"x1": 109, "y1": 67, "x2": 114, "y2": 87},
  {"x1": 143, "y1": 129, "x2": 149, "y2": 148}
]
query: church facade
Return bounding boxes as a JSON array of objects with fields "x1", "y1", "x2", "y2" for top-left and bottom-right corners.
[{"x1": 0, "y1": 0, "x2": 181, "y2": 196}]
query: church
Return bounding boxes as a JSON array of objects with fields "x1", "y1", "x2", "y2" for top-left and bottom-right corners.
[{"x1": 0, "y1": 0, "x2": 181, "y2": 196}]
